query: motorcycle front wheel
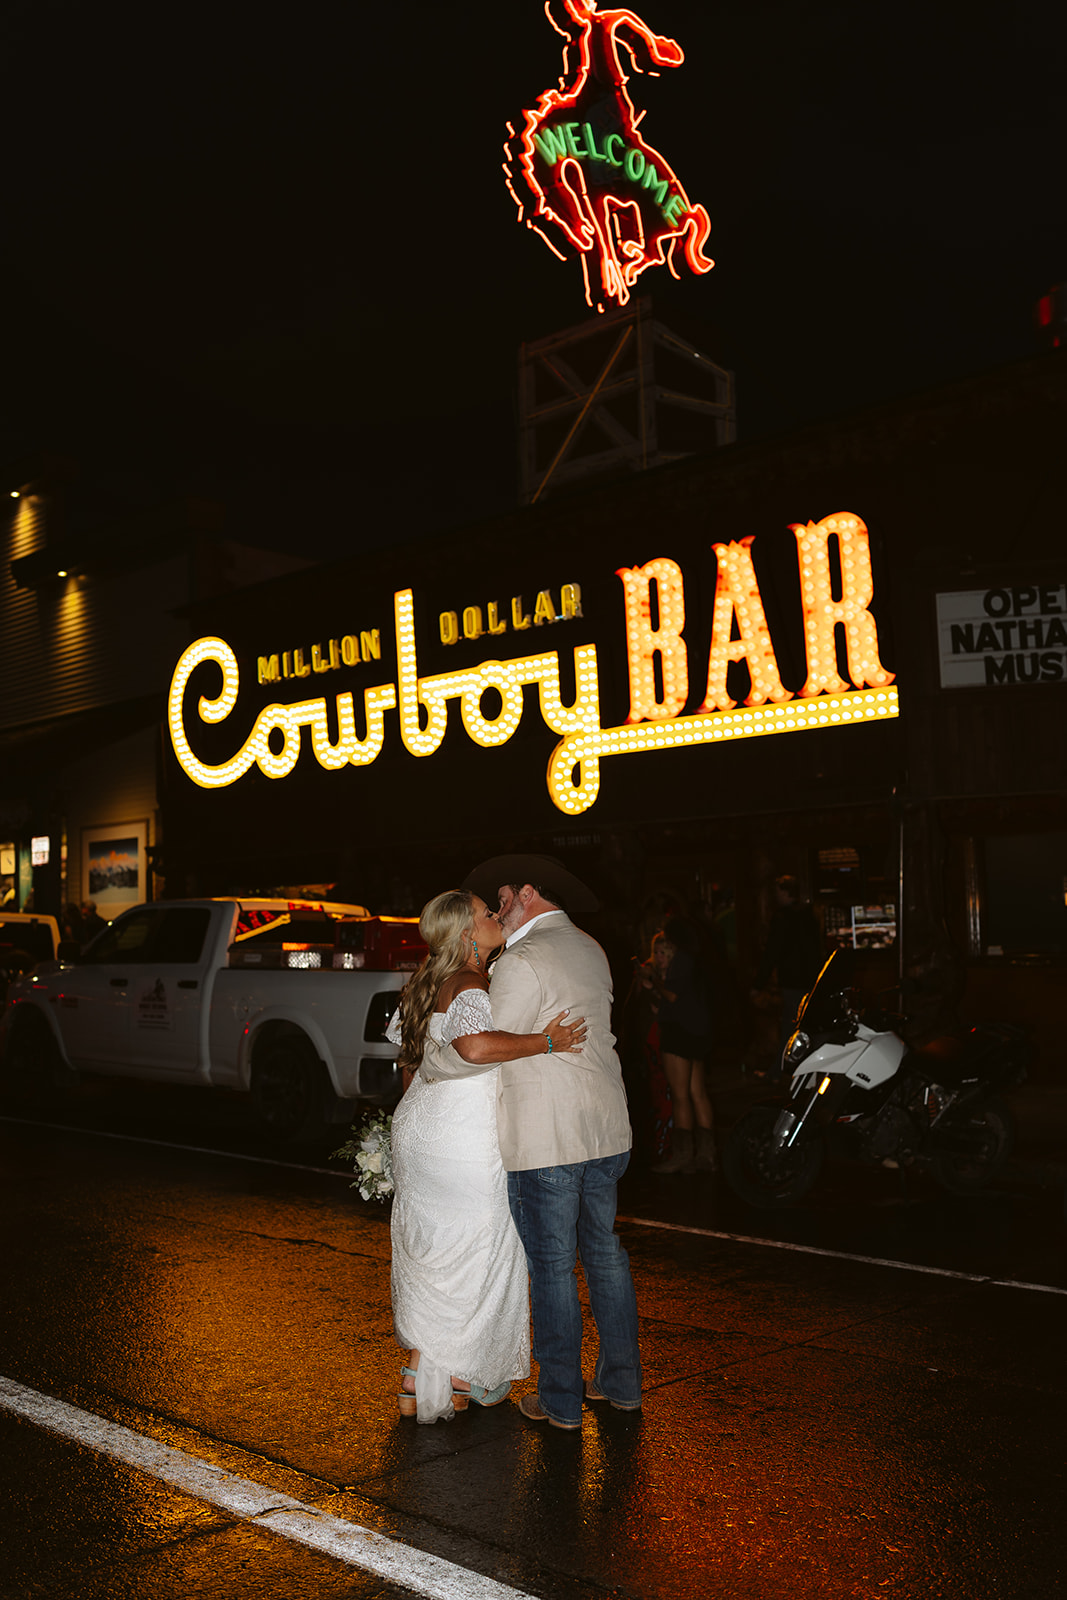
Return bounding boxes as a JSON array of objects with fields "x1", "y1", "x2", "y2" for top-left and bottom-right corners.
[
  {"x1": 723, "y1": 1105, "x2": 824, "y2": 1208},
  {"x1": 931, "y1": 1097, "x2": 1015, "y2": 1195}
]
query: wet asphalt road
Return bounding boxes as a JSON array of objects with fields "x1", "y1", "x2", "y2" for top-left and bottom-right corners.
[{"x1": 1, "y1": 1079, "x2": 1065, "y2": 1600}]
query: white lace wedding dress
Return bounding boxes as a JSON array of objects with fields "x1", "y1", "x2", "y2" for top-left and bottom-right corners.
[{"x1": 387, "y1": 991, "x2": 531, "y2": 1423}]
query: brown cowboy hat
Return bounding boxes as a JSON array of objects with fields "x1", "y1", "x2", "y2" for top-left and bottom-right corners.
[{"x1": 461, "y1": 854, "x2": 600, "y2": 914}]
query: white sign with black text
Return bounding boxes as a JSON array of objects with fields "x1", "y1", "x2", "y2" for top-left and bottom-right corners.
[{"x1": 936, "y1": 584, "x2": 1067, "y2": 688}]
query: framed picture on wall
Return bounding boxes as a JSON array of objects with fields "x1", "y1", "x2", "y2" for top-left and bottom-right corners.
[{"x1": 81, "y1": 821, "x2": 149, "y2": 919}]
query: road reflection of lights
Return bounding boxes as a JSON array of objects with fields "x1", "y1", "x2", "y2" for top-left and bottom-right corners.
[{"x1": 0, "y1": 1378, "x2": 536, "y2": 1597}]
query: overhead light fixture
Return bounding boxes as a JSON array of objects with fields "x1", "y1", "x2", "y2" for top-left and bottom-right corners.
[
  {"x1": 57, "y1": 569, "x2": 68, "y2": 578},
  {"x1": 9, "y1": 490, "x2": 18, "y2": 499}
]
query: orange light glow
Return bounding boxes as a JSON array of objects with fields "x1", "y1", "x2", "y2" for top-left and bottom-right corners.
[
  {"x1": 167, "y1": 636, "x2": 396, "y2": 788},
  {"x1": 168, "y1": 517, "x2": 898, "y2": 815},
  {"x1": 700, "y1": 538, "x2": 790, "y2": 712},
  {"x1": 505, "y1": 1, "x2": 713, "y2": 310},
  {"x1": 546, "y1": 687, "x2": 900, "y2": 814},
  {"x1": 616, "y1": 557, "x2": 689, "y2": 720},
  {"x1": 792, "y1": 514, "x2": 895, "y2": 695}
]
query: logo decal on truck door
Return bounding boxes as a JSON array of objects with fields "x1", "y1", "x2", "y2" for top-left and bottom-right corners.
[{"x1": 136, "y1": 980, "x2": 172, "y2": 1031}]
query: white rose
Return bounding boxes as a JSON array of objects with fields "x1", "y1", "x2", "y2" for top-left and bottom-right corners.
[{"x1": 362, "y1": 1151, "x2": 384, "y2": 1174}]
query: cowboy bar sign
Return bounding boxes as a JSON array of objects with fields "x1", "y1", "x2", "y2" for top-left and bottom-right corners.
[
  {"x1": 504, "y1": 0, "x2": 713, "y2": 311},
  {"x1": 168, "y1": 514, "x2": 899, "y2": 816}
]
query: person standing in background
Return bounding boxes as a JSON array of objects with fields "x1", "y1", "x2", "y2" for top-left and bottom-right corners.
[
  {"x1": 640, "y1": 915, "x2": 717, "y2": 1174},
  {"x1": 622, "y1": 930, "x2": 675, "y2": 1165}
]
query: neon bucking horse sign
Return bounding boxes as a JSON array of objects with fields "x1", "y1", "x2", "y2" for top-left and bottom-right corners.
[{"x1": 505, "y1": 0, "x2": 714, "y2": 311}]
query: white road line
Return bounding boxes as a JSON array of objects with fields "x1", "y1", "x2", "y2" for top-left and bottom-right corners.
[
  {"x1": 0, "y1": 1116, "x2": 350, "y2": 1178},
  {"x1": 618, "y1": 1215, "x2": 1067, "y2": 1296},
  {"x1": 0, "y1": 1377, "x2": 532, "y2": 1600},
  {"x1": 5, "y1": 1117, "x2": 1063, "y2": 1295}
]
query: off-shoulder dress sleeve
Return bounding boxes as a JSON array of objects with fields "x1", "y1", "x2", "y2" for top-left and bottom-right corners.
[{"x1": 440, "y1": 988, "x2": 495, "y2": 1045}]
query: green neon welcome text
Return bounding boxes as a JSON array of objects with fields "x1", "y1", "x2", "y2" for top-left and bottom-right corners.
[{"x1": 533, "y1": 121, "x2": 687, "y2": 226}]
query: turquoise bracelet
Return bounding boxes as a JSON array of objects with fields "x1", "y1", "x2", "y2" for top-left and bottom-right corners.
[{"x1": 545, "y1": 1033, "x2": 553, "y2": 1053}]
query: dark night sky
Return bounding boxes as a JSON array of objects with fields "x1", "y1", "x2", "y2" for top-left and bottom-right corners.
[{"x1": 2, "y1": 0, "x2": 1063, "y2": 557}]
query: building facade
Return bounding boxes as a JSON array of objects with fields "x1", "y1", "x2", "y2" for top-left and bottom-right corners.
[
  {"x1": 0, "y1": 467, "x2": 308, "y2": 930},
  {"x1": 153, "y1": 350, "x2": 1065, "y2": 1077}
]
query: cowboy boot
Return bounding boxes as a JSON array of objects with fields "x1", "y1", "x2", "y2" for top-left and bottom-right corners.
[
  {"x1": 687, "y1": 1126, "x2": 718, "y2": 1172},
  {"x1": 650, "y1": 1128, "x2": 694, "y2": 1174}
]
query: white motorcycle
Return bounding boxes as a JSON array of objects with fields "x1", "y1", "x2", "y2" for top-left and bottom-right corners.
[{"x1": 724, "y1": 951, "x2": 1032, "y2": 1208}]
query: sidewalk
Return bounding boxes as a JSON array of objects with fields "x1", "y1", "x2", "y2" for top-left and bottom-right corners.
[{"x1": 1002, "y1": 1081, "x2": 1067, "y2": 1171}]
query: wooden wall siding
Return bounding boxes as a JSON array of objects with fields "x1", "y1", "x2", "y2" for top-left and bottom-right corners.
[
  {"x1": 928, "y1": 689, "x2": 1065, "y2": 799},
  {"x1": 64, "y1": 727, "x2": 158, "y2": 907},
  {"x1": 1, "y1": 496, "x2": 48, "y2": 726},
  {"x1": 1, "y1": 498, "x2": 190, "y2": 730}
]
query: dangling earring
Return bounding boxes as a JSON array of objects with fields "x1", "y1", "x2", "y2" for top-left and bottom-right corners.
[{"x1": 471, "y1": 936, "x2": 481, "y2": 969}]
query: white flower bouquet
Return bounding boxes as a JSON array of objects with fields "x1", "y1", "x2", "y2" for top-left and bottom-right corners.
[{"x1": 333, "y1": 1112, "x2": 394, "y2": 1202}]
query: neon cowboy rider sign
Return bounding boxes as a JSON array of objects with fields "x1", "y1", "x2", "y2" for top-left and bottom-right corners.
[
  {"x1": 504, "y1": 0, "x2": 714, "y2": 310},
  {"x1": 168, "y1": 514, "x2": 899, "y2": 818}
]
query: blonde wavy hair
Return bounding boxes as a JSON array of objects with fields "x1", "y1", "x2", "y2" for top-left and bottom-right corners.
[{"x1": 395, "y1": 890, "x2": 478, "y2": 1071}]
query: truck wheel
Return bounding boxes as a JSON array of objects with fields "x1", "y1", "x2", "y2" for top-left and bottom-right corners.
[
  {"x1": 1, "y1": 1015, "x2": 74, "y2": 1108},
  {"x1": 931, "y1": 1097, "x2": 1015, "y2": 1195},
  {"x1": 723, "y1": 1105, "x2": 824, "y2": 1208},
  {"x1": 250, "y1": 1036, "x2": 329, "y2": 1144}
]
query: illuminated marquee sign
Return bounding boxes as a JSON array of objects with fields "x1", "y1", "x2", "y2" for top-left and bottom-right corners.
[
  {"x1": 168, "y1": 514, "x2": 898, "y2": 816},
  {"x1": 504, "y1": 0, "x2": 713, "y2": 310}
]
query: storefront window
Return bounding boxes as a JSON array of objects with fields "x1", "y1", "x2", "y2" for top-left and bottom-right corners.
[
  {"x1": 817, "y1": 845, "x2": 897, "y2": 950},
  {"x1": 983, "y1": 832, "x2": 1067, "y2": 958}
]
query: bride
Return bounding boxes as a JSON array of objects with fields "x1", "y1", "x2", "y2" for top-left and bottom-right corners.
[{"x1": 387, "y1": 889, "x2": 586, "y2": 1423}]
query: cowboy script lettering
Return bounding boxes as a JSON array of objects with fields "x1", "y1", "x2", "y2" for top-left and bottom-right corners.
[{"x1": 168, "y1": 514, "x2": 899, "y2": 816}]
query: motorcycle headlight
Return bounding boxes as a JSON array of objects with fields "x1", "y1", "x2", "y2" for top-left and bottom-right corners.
[{"x1": 784, "y1": 1030, "x2": 810, "y2": 1064}]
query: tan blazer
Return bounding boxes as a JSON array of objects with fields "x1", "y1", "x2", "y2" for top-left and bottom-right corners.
[{"x1": 419, "y1": 914, "x2": 632, "y2": 1171}]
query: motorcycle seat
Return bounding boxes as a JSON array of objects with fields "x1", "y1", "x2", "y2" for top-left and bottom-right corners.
[
  {"x1": 903, "y1": 1025, "x2": 1032, "y2": 1087},
  {"x1": 901, "y1": 1035, "x2": 970, "y2": 1085}
]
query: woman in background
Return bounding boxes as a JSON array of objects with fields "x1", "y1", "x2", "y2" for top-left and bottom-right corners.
[
  {"x1": 623, "y1": 930, "x2": 675, "y2": 1164},
  {"x1": 640, "y1": 915, "x2": 716, "y2": 1173}
]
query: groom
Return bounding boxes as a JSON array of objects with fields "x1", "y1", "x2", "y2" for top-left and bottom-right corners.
[{"x1": 421, "y1": 853, "x2": 642, "y2": 1430}]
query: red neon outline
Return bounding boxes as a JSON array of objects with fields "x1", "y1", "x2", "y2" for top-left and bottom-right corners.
[
  {"x1": 503, "y1": 167, "x2": 526, "y2": 221},
  {"x1": 504, "y1": 0, "x2": 714, "y2": 309},
  {"x1": 529, "y1": 220, "x2": 570, "y2": 261}
]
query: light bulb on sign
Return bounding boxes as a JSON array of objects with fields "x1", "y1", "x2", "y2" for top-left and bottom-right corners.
[
  {"x1": 791, "y1": 514, "x2": 895, "y2": 695},
  {"x1": 700, "y1": 537, "x2": 790, "y2": 713},
  {"x1": 616, "y1": 557, "x2": 689, "y2": 722}
]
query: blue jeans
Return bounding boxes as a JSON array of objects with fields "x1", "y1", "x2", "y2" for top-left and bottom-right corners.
[{"x1": 507, "y1": 1152, "x2": 642, "y2": 1426}]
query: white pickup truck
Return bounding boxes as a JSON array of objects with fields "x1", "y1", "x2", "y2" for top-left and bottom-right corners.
[
  {"x1": 0, "y1": 912, "x2": 64, "y2": 1004},
  {"x1": 0, "y1": 898, "x2": 424, "y2": 1140}
]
